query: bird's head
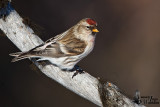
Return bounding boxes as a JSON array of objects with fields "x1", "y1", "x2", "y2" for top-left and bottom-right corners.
[{"x1": 73, "y1": 18, "x2": 99, "y2": 41}]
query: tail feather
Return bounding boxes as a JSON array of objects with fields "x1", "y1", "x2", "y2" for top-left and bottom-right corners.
[
  {"x1": 9, "y1": 52, "x2": 24, "y2": 56},
  {"x1": 9, "y1": 52, "x2": 30, "y2": 62},
  {"x1": 11, "y1": 56, "x2": 30, "y2": 62}
]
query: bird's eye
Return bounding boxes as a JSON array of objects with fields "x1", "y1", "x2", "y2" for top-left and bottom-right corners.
[{"x1": 86, "y1": 26, "x2": 90, "y2": 29}]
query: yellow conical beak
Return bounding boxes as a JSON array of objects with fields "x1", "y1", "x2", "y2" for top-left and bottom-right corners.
[{"x1": 92, "y1": 28, "x2": 99, "y2": 32}]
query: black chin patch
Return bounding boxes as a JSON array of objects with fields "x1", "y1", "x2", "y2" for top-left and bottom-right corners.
[{"x1": 92, "y1": 32, "x2": 97, "y2": 36}]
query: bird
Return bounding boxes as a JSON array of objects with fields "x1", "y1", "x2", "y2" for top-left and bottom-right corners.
[{"x1": 10, "y1": 18, "x2": 99, "y2": 77}]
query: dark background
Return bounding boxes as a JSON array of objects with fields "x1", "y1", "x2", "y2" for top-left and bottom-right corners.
[{"x1": 0, "y1": 0, "x2": 160, "y2": 107}]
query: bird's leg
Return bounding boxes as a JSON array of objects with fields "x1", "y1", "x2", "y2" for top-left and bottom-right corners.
[{"x1": 71, "y1": 65, "x2": 85, "y2": 78}]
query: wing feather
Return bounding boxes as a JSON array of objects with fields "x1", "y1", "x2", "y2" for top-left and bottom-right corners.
[{"x1": 11, "y1": 27, "x2": 87, "y2": 59}]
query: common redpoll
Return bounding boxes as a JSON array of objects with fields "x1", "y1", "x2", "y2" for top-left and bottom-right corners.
[{"x1": 10, "y1": 18, "x2": 99, "y2": 76}]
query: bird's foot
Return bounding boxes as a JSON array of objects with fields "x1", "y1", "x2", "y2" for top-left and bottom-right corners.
[
  {"x1": 72, "y1": 65, "x2": 85, "y2": 78},
  {"x1": 0, "y1": 1, "x2": 14, "y2": 20}
]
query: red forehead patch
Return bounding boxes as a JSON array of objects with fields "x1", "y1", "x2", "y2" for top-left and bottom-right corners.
[{"x1": 86, "y1": 18, "x2": 97, "y2": 25}]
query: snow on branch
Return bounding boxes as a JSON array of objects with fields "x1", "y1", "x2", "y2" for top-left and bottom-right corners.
[{"x1": 0, "y1": 1, "x2": 145, "y2": 107}]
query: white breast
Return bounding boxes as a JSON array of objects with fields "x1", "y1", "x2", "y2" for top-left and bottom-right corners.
[
  {"x1": 79, "y1": 35, "x2": 95, "y2": 58},
  {"x1": 79, "y1": 41, "x2": 94, "y2": 59}
]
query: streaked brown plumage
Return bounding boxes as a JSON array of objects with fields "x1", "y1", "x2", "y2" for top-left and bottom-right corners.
[{"x1": 10, "y1": 18, "x2": 99, "y2": 71}]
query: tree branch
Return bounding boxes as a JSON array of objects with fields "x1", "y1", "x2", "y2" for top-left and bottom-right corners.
[{"x1": 0, "y1": 2, "x2": 145, "y2": 107}]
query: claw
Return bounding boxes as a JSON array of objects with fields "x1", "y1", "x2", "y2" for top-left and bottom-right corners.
[{"x1": 72, "y1": 65, "x2": 85, "y2": 78}]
